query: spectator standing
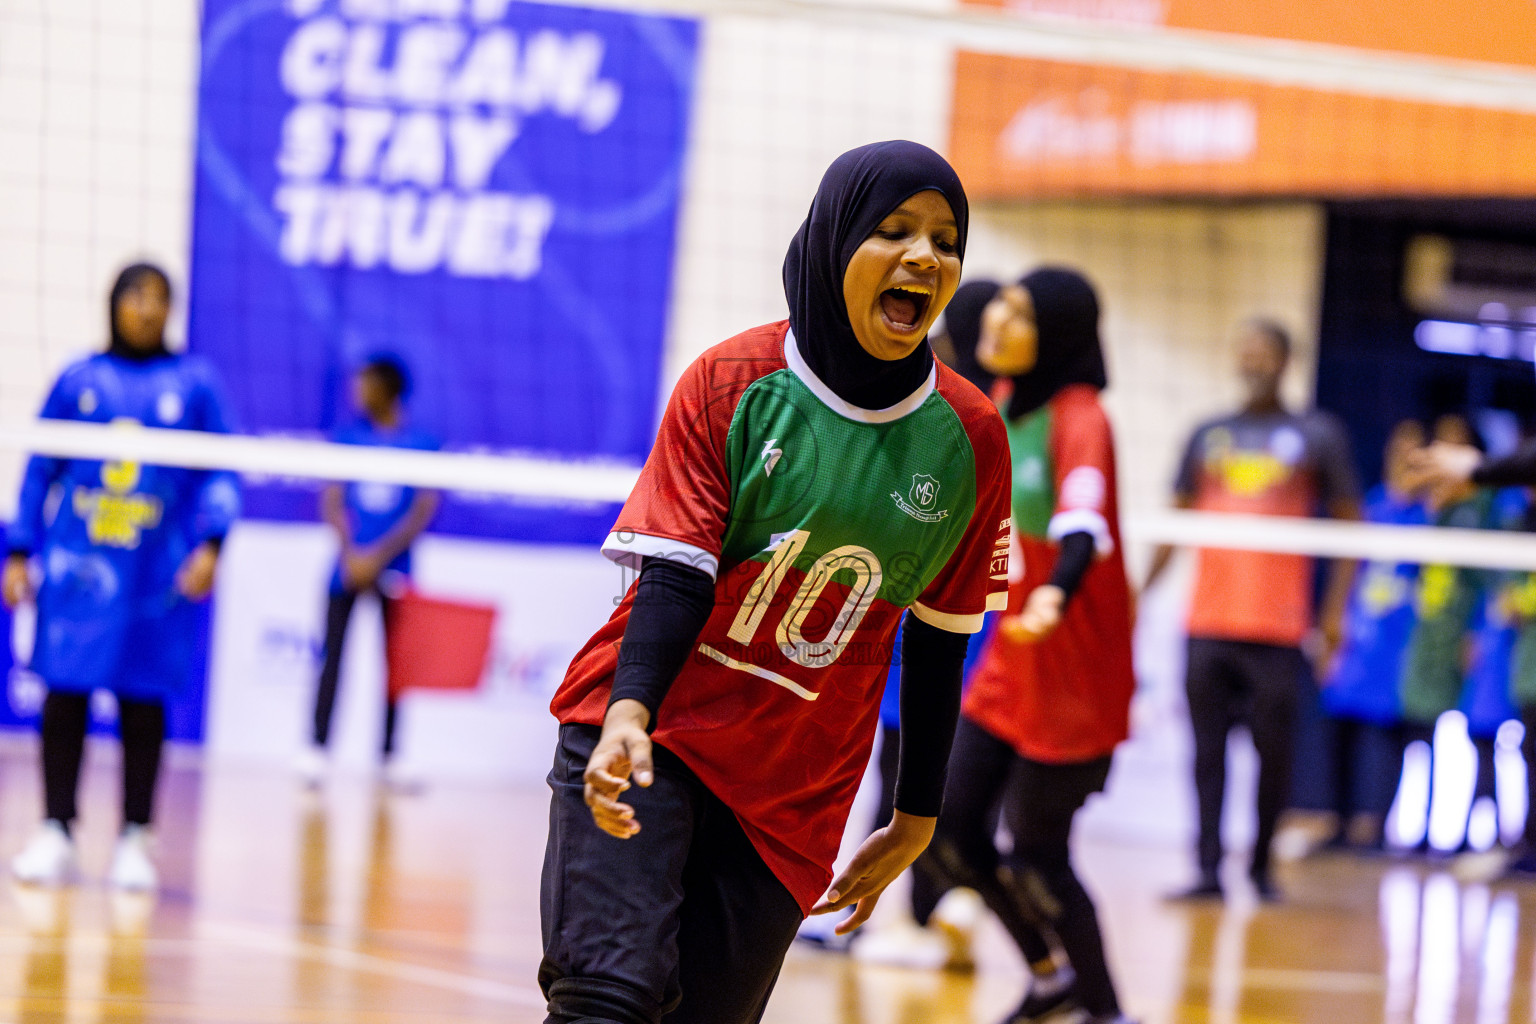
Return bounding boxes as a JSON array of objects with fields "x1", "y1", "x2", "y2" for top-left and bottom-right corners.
[
  {"x1": 1146, "y1": 319, "x2": 1361, "y2": 901},
  {"x1": 297, "y1": 355, "x2": 439, "y2": 789},
  {"x1": 1319, "y1": 420, "x2": 1426, "y2": 849}
]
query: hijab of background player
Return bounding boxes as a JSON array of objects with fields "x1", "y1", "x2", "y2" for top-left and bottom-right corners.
[
  {"x1": 1006, "y1": 266, "x2": 1108, "y2": 420},
  {"x1": 107, "y1": 262, "x2": 173, "y2": 360},
  {"x1": 782, "y1": 140, "x2": 970, "y2": 411},
  {"x1": 942, "y1": 279, "x2": 1001, "y2": 395}
]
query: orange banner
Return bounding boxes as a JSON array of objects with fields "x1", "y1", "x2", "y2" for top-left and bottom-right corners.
[
  {"x1": 951, "y1": 52, "x2": 1536, "y2": 199},
  {"x1": 960, "y1": 0, "x2": 1536, "y2": 70}
]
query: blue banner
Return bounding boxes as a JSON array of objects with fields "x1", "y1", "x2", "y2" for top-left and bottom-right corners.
[{"x1": 190, "y1": 0, "x2": 698, "y2": 542}]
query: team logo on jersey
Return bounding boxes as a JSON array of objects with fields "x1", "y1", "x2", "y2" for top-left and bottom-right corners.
[
  {"x1": 893, "y1": 473, "x2": 949, "y2": 523},
  {"x1": 78, "y1": 388, "x2": 98, "y2": 415},
  {"x1": 761, "y1": 437, "x2": 783, "y2": 477},
  {"x1": 1360, "y1": 564, "x2": 1409, "y2": 615},
  {"x1": 1270, "y1": 426, "x2": 1305, "y2": 465},
  {"x1": 71, "y1": 422, "x2": 163, "y2": 549},
  {"x1": 356, "y1": 481, "x2": 403, "y2": 512},
  {"x1": 1014, "y1": 456, "x2": 1044, "y2": 493},
  {"x1": 157, "y1": 391, "x2": 184, "y2": 424}
]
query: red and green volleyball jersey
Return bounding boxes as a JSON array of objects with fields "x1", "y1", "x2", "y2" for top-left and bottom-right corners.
[
  {"x1": 551, "y1": 320, "x2": 1011, "y2": 914},
  {"x1": 962, "y1": 385, "x2": 1135, "y2": 764}
]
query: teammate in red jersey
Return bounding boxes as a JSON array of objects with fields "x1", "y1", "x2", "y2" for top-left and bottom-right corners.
[
  {"x1": 921, "y1": 267, "x2": 1136, "y2": 1024},
  {"x1": 538, "y1": 141, "x2": 1012, "y2": 1024}
]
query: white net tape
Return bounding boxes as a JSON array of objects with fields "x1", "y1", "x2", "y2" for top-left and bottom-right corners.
[
  {"x1": 5, "y1": 420, "x2": 1535, "y2": 570},
  {"x1": 0, "y1": 421, "x2": 639, "y2": 504}
]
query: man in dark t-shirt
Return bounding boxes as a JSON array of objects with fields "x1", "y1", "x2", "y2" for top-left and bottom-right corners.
[{"x1": 1145, "y1": 319, "x2": 1361, "y2": 901}]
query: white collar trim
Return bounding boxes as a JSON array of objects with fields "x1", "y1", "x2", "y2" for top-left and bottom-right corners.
[{"x1": 783, "y1": 329, "x2": 936, "y2": 424}]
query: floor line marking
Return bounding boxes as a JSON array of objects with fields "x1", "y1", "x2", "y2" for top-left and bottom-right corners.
[
  {"x1": 203, "y1": 923, "x2": 549, "y2": 1009},
  {"x1": 1239, "y1": 967, "x2": 1385, "y2": 994}
]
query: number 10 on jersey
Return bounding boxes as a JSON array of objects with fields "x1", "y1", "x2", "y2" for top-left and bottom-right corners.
[{"x1": 727, "y1": 530, "x2": 884, "y2": 669}]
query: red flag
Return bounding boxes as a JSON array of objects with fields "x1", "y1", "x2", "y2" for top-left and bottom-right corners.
[{"x1": 384, "y1": 590, "x2": 497, "y2": 698}]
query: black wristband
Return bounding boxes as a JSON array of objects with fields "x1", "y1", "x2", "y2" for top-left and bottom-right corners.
[
  {"x1": 608, "y1": 556, "x2": 715, "y2": 730},
  {"x1": 1048, "y1": 530, "x2": 1097, "y2": 606},
  {"x1": 892, "y1": 613, "x2": 968, "y2": 818},
  {"x1": 1471, "y1": 443, "x2": 1536, "y2": 488}
]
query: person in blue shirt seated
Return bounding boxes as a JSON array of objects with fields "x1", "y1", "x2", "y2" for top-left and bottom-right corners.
[
  {"x1": 297, "y1": 355, "x2": 439, "y2": 788},
  {"x1": 3, "y1": 263, "x2": 240, "y2": 891}
]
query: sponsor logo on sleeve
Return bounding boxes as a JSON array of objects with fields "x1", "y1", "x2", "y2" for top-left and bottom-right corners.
[{"x1": 991, "y1": 517, "x2": 1012, "y2": 581}]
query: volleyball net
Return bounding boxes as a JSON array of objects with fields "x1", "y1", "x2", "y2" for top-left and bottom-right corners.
[
  {"x1": 2, "y1": 420, "x2": 1535, "y2": 576},
  {"x1": 6, "y1": 0, "x2": 1536, "y2": 559}
]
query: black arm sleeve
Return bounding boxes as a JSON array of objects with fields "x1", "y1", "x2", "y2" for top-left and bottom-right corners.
[
  {"x1": 893, "y1": 612, "x2": 969, "y2": 818},
  {"x1": 1472, "y1": 441, "x2": 1536, "y2": 488},
  {"x1": 608, "y1": 556, "x2": 715, "y2": 729},
  {"x1": 1047, "y1": 530, "x2": 1096, "y2": 605}
]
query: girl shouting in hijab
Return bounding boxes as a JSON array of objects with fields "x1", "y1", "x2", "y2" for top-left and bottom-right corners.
[
  {"x1": 538, "y1": 141, "x2": 1012, "y2": 1024},
  {"x1": 924, "y1": 267, "x2": 1136, "y2": 1024}
]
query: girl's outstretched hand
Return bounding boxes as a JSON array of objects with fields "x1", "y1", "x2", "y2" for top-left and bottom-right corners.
[
  {"x1": 809, "y1": 810, "x2": 936, "y2": 934},
  {"x1": 1001, "y1": 584, "x2": 1065, "y2": 644},
  {"x1": 583, "y1": 698, "x2": 654, "y2": 839}
]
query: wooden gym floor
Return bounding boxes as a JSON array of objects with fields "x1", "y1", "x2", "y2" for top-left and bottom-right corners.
[{"x1": 0, "y1": 736, "x2": 1528, "y2": 1024}]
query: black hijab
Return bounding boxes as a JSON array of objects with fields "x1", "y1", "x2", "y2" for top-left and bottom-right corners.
[
  {"x1": 940, "y1": 279, "x2": 999, "y2": 395},
  {"x1": 1006, "y1": 267, "x2": 1107, "y2": 420},
  {"x1": 108, "y1": 262, "x2": 172, "y2": 361},
  {"x1": 783, "y1": 140, "x2": 969, "y2": 411}
]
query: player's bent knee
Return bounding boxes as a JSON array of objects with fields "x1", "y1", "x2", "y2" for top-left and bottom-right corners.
[
  {"x1": 998, "y1": 861, "x2": 1064, "y2": 923},
  {"x1": 929, "y1": 836, "x2": 986, "y2": 889}
]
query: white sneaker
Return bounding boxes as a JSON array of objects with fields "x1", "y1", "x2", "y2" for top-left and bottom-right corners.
[
  {"x1": 929, "y1": 887, "x2": 983, "y2": 970},
  {"x1": 294, "y1": 747, "x2": 327, "y2": 788},
  {"x1": 381, "y1": 759, "x2": 425, "y2": 795},
  {"x1": 12, "y1": 820, "x2": 77, "y2": 886},
  {"x1": 852, "y1": 920, "x2": 951, "y2": 969},
  {"x1": 108, "y1": 825, "x2": 158, "y2": 892}
]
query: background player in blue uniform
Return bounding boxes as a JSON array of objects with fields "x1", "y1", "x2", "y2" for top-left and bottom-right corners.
[
  {"x1": 1320, "y1": 420, "x2": 1426, "y2": 849},
  {"x1": 2, "y1": 263, "x2": 240, "y2": 891},
  {"x1": 297, "y1": 356, "x2": 439, "y2": 788}
]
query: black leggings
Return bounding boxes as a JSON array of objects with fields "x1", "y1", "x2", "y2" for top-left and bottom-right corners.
[
  {"x1": 921, "y1": 717, "x2": 1119, "y2": 1016},
  {"x1": 41, "y1": 690, "x2": 164, "y2": 828},
  {"x1": 312, "y1": 588, "x2": 399, "y2": 757},
  {"x1": 1324, "y1": 717, "x2": 1407, "y2": 825},
  {"x1": 1185, "y1": 638, "x2": 1305, "y2": 881}
]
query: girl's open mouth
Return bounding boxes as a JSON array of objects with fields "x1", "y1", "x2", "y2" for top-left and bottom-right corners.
[{"x1": 879, "y1": 287, "x2": 931, "y2": 332}]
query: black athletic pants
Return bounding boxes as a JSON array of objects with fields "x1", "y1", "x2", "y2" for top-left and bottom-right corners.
[
  {"x1": 1324, "y1": 717, "x2": 1406, "y2": 827},
  {"x1": 312, "y1": 588, "x2": 399, "y2": 757},
  {"x1": 1185, "y1": 638, "x2": 1305, "y2": 883},
  {"x1": 922, "y1": 716, "x2": 1119, "y2": 1016},
  {"x1": 41, "y1": 690, "x2": 164, "y2": 827},
  {"x1": 540, "y1": 724, "x2": 803, "y2": 1024}
]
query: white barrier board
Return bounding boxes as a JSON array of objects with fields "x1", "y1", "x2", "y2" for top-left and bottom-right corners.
[{"x1": 206, "y1": 522, "x2": 619, "y2": 782}]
